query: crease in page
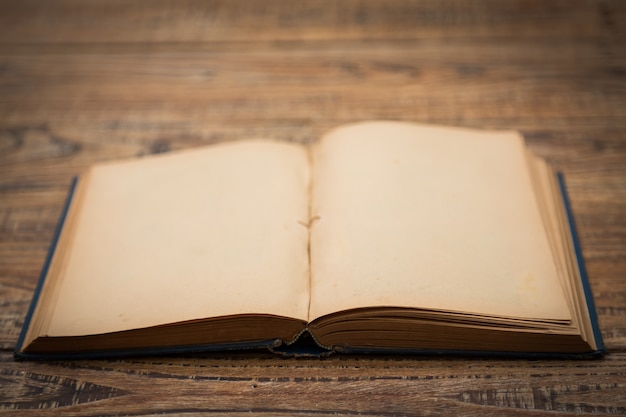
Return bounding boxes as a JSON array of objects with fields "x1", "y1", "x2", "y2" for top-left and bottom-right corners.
[{"x1": 304, "y1": 146, "x2": 315, "y2": 323}]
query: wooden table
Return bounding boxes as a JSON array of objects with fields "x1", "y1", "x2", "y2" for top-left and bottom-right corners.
[{"x1": 1, "y1": 1, "x2": 625, "y2": 415}]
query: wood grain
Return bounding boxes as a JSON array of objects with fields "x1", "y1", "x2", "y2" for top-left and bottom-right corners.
[
  {"x1": 0, "y1": 0, "x2": 624, "y2": 43},
  {"x1": 2, "y1": 352, "x2": 626, "y2": 416},
  {"x1": 1, "y1": 0, "x2": 625, "y2": 414}
]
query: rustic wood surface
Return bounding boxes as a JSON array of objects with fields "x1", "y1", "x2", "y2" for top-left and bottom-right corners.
[{"x1": 1, "y1": 0, "x2": 625, "y2": 415}]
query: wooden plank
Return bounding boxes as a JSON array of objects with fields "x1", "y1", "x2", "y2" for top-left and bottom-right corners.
[
  {"x1": 1, "y1": 351, "x2": 626, "y2": 415},
  {"x1": 0, "y1": 40, "x2": 625, "y2": 127},
  {"x1": 0, "y1": 0, "x2": 624, "y2": 44}
]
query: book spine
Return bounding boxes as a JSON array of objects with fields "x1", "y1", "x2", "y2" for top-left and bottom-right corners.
[
  {"x1": 557, "y1": 172, "x2": 605, "y2": 354},
  {"x1": 14, "y1": 177, "x2": 79, "y2": 359}
]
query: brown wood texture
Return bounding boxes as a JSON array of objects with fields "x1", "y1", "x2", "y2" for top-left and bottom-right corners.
[{"x1": 1, "y1": 0, "x2": 625, "y2": 415}]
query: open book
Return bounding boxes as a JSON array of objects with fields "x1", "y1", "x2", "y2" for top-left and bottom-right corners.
[{"x1": 15, "y1": 121, "x2": 603, "y2": 359}]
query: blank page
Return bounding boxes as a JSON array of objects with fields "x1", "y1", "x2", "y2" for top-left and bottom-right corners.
[
  {"x1": 46, "y1": 141, "x2": 311, "y2": 337},
  {"x1": 309, "y1": 121, "x2": 570, "y2": 322}
]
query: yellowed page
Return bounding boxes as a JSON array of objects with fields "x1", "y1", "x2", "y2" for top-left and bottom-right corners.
[
  {"x1": 46, "y1": 140, "x2": 310, "y2": 337},
  {"x1": 309, "y1": 121, "x2": 571, "y2": 322}
]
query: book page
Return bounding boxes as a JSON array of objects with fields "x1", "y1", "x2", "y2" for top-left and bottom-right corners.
[
  {"x1": 309, "y1": 121, "x2": 571, "y2": 322},
  {"x1": 45, "y1": 140, "x2": 311, "y2": 337}
]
